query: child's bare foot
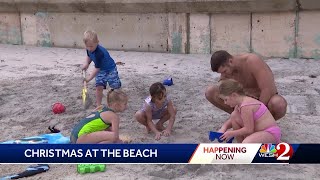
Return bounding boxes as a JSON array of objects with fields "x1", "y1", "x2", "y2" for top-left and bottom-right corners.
[
  {"x1": 155, "y1": 123, "x2": 165, "y2": 131},
  {"x1": 146, "y1": 126, "x2": 151, "y2": 133}
]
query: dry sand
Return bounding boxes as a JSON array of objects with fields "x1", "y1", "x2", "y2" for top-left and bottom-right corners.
[{"x1": 0, "y1": 44, "x2": 319, "y2": 179}]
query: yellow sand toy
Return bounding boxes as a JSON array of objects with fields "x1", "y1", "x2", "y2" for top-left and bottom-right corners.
[
  {"x1": 82, "y1": 70, "x2": 87, "y2": 105},
  {"x1": 82, "y1": 70, "x2": 92, "y2": 109}
]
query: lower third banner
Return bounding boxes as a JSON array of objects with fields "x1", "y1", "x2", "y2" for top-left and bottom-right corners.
[{"x1": 0, "y1": 143, "x2": 319, "y2": 164}]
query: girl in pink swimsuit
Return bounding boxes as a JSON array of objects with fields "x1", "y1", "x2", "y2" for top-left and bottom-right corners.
[{"x1": 217, "y1": 79, "x2": 281, "y2": 143}]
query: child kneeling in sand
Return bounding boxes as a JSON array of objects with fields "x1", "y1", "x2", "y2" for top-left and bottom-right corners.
[
  {"x1": 135, "y1": 82, "x2": 177, "y2": 140},
  {"x1": 71, "y1": 89, "x2": 128, "y2": 144},
  {"x1": 218, "y1": 79, "x2": 281, "y2": 143}
]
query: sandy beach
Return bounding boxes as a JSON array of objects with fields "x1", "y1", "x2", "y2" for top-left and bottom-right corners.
[{"x1": 0, "y1": 44, "x2": 320, "y2": 179}]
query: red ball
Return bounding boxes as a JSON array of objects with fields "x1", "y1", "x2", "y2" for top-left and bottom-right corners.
[{"x1": 52, "y1": 102, "x2": 65, "y2": 114}]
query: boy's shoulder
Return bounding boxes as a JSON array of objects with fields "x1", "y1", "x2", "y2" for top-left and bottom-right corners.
[{"x1": 97, "y1": 44, "x2": 109, "y2": 52}]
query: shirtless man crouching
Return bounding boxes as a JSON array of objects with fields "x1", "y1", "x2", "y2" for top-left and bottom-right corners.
[{"x1": 205, "y1": 50, "x2": 287, "y2": 120}]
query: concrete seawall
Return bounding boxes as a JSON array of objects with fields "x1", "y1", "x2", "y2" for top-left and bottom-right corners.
[{"x1": 1, "y1": 0, "x2": 320, "y2": 58}]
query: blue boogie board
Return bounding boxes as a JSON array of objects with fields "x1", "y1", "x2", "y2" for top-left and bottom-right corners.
[{"x1": 0, "y1": 133, "x2": 70, "y2": 144}]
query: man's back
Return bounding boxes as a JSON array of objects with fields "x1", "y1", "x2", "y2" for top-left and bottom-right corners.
[{"x1": 231, "y1": 53, "x2": 277, "y2": 98}]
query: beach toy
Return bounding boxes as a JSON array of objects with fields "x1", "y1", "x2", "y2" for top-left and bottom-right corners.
[
  {"x1": 52, "y1": 102, "x2": 65, "y2": 114},
  {"x1": 163, "y1": 77, "x2": 173, "y2": 86},
  {"x1": 209, "y1": 131, "x2": 234, "y2": 143},
  {"x1": 1, "y1": 164, "x2": 49, "y2": 179},
  {"x1": 77, "y1": 164, "x2": 106, "y2": 174},
  {"x1": 82, "y1": 70, "x2": 93, "y2": 110},
  {"x1": 48, "y1": 125, "x2": 60, "y2": 133},
  {"x1": 82, "y1": 70, "x2": 88, "y2": 107}
]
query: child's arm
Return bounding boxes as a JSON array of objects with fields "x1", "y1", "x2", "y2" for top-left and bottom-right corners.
[
  {"x1": 85, "y1": 68, "x2": 100, "y2": 83},
  {"x1": 162, "y1": 100, "x2": 176, "y2": 136},
  {"x1": 82, "y1": 56, "x2": 92, "y2": 70},
  {"x1": 100, "y1": 112, "x2": 120, "y2": 142},
  {"x1": 218, "y1": 118, "x2": 232, "y2": 133},
  {"x1": 218, "y1": 109, "x2": 238, "y2": 132},
  {"x1": 145, "y1": 105, "x2": 161, "y2": 140},
  {"x1": 221, "y1": 107, "x2": 254, "y2": 140},
  {"x1": 233, "y1": 107, "x2": 254, "y2": 136}
]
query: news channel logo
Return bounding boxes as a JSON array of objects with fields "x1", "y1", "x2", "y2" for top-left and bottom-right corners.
[{"x1": 259, "y1": 142, "x2": 294, "y2": 160}]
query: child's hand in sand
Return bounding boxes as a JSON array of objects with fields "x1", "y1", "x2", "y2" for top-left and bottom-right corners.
[
  {"x1": 120, "y1": 135, "x2": 132, "y2": 144},
  {"x1": 161, "y1": 129, "x2": 171, "y2": 136},
  {"x1": 155, "y1": 132, "x2": 161, "y2": 140},
  {"x1": 217, "y1": 127, "x2": 227, "y2": 133},
  {"x1": 220, "y1": 131, "x2": 234, "y2": 141}
]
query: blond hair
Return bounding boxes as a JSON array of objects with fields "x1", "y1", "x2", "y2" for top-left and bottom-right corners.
[
  {"x1": 107, "y1": 89, "x2": 128, "y2": 105},
  {"x1": 83, "y1": 30, "x2": 98, "y2": 43},
  {"x1": 219, "y1": 79, "x2": 245, "y2": 96}
]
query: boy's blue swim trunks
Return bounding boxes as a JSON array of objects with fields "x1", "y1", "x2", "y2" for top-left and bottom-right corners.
[{"x1": 95, "y1": 67, "x2": 121, "y2": 89}]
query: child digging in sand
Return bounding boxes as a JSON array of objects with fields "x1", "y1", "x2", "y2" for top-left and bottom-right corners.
[
  {"x1": 81, "y1": 30, "x2": 122, "y2": 107},
  {"x1": 70, "y1": 89, "x2": 128, "y2": 144},
  {"x1": 218, "y1": 79, "x2": 281, "y2": 143},
  {"x1": 135, "y1": 82, "x2": 177, "y2": 140}
]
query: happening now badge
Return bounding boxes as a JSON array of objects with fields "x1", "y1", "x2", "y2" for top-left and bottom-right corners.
[
  {"x1": 188, "y1": 143, "x2": 298, "y2": 164},
  {"x1": 188, "y1": 144, "x2": 261, "y2": 164}
]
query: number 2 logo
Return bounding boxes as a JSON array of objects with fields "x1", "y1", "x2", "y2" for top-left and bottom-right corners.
[{"x1": 276, "y1": 142, "x2": 294, "y2": 160}]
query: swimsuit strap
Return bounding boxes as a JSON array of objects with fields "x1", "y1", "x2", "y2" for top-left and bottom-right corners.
[
  {"x1": 94, "y1": 105, "x2": 113, "y2": 126},
  {"x1": 239, "y1": 102, "x2": 268, "y2": 121},
  {"x1": 239, "y1": 102, "x2": 262, "y2": 108}
]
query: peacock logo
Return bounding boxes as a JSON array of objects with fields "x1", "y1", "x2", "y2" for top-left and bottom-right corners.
[{"x1": 259, "y1": 144, "x2": 277, "y2": 157}]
